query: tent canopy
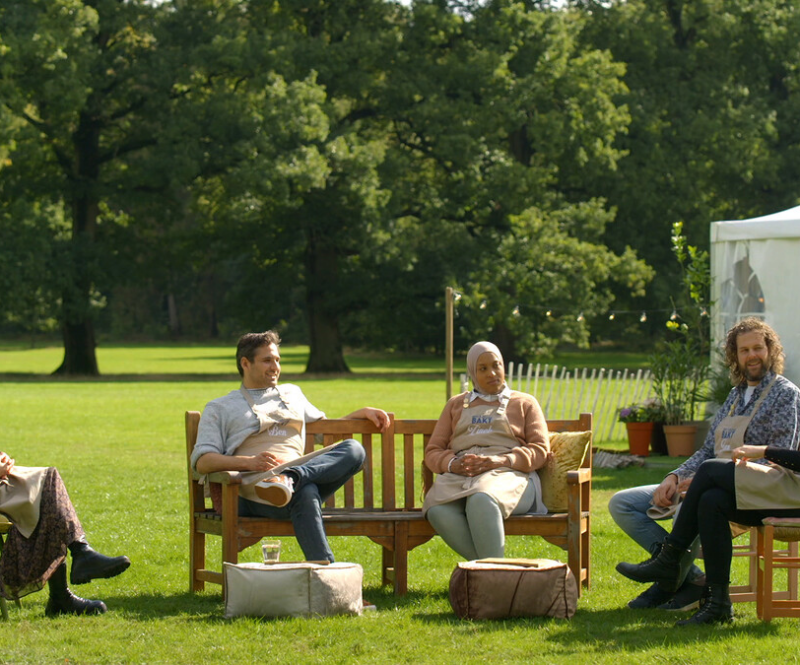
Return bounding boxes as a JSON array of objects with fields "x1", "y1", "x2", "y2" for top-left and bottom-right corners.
[{"x1": 710, "y1": 205, "x2": 800, "y2": 387}]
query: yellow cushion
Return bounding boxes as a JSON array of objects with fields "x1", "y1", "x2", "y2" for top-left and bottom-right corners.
[{"x1": 539, "y1": 431, "x2": 592, "y2": 513}]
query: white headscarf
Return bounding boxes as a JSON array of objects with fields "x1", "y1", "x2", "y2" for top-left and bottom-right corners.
[{"x1": 466, "y1": 341, "x2": 506, "y2": 395}]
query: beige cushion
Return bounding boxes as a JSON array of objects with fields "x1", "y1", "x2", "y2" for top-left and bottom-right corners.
[
  {"x1": 539, "y1": 431, "x2": 592, "y2": 513},
  {"x1": 223, "y1": 562, "x2": 363, "y2": 618}
]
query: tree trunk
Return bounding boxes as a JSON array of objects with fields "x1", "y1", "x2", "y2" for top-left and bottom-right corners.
[
  {"x1": 304, "y1": 232, "x2": 350, "y2": 374},
  {"x1": 53, "y1": 110, "x2": 102, "y2": 376},
  {"x1": 167, "y1": 293, "x2": 181, "y2": 338},
  {"x1": 56, "y1": 320, "x2": 99, "y2": 375},
  {"x1": 491, "y1": 323, "x2": 521, "y2": 369}
]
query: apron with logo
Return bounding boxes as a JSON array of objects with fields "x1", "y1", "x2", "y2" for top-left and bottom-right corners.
[
  {"x1": 236, "y1": 386, "x2": 306, "y2": 506},
  {"x1": 422, "y1": 394, "x2": 531, "y2": 519},
  {"x1": 0, "y1": 466, "x2": 48, "y2": 538},
  {"x1": 717, "y1": 378, "x2": 800, "y2": 510}
]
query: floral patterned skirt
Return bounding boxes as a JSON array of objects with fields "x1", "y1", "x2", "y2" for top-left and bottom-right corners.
[{"x1": 0, "y1": 467, "x2": 84, "y2": 600}]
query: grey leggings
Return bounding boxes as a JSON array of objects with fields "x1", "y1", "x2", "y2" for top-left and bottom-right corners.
[{"x1": 426, "y1": 480, "x2": 537, "y2": 560}]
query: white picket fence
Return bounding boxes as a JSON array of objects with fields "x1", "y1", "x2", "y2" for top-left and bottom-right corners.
[{"x1": 463, "y1": 362, "x2": 655, "y2": 443}]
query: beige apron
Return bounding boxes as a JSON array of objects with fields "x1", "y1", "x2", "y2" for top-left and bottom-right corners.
[
  {"x1": 236, "y1": 386, "x2": 306, "y2": 506},
  {"x1": 0, "y1": 466, "x2": 48, "y2": 538},
  {"x1": 723, "y1": 378, "x2": 800, "y2": 510},
  {"x1": 422, "y1": 394, "x2": 529, "y2": 519}
]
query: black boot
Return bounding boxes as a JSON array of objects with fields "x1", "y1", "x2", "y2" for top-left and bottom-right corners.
[
  {"x1": 616, "y1": 539, "x2": 692, "y2": 592},
  {"x1": 676, "y1": 583, "x2": 733, "y2": 626},
  {"x1": 69, "y1": 540, "x2": 131, "y2": 585},
  {"x1": 45, "y1": 563, "x2": 107, "y2": 617}
]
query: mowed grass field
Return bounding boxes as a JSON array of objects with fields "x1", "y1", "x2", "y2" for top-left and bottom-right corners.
[{"x1": 0, "y1": 344, "x2": 796, "y2": 664}]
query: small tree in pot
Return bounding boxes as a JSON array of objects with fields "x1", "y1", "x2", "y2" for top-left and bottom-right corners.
[{"x1": 649, "y1": 222, "x2": 712, "y2": 455}]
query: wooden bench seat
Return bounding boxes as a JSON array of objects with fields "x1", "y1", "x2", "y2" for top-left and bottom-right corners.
[{"x1": 186, "y1": 411, "x2": 592, "y2": 595}]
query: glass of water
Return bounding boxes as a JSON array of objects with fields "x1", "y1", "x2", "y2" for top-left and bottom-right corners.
[{"x1": 262, "y1": 540, "x2": 281, "y2": 563}]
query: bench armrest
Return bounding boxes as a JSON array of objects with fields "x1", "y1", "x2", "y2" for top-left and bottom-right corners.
[
  {"x1": 566, "y1": 468, "x2": 591, "y2": 484},
  {"x1": 193, "y1": 470, "x2": 244, "y2": 485}
]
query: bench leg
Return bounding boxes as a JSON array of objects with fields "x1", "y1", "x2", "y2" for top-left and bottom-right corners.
[
  {"x1": 382, "y1": 546, "x2": 394, "y2": 587},
  {"x1": 394, "y1": 521, "x2": 409, "y2": 596},
  {"x1": 221, "y1": 486, "x2": 240, "y2": 595},
  {"x1": 190, "y1": 517, "x2": 205, "y2": 593}
]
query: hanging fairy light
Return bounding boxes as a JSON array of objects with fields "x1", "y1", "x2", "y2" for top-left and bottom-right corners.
[
  {"x1": 576, "y1": 312, "x2": 585, "y2": 322},
  {"x1": 608, "y1": 312, "x2": 615, "y2": 321},
  {"x1": 545, "y1": 310, "x2": 552, "y2": 318},
  {"x1": 479, "y1": 300, "x2": 487, "y2": 310},
  {"x1": 640, "y1": 311, "x2": 647, "y2": 322},
  {"x1": 512, "y1": 305, "x2": 520, "y2": 317},
  {"x1": 670, "y1": 309, "x2": 678, "y2": 321}
]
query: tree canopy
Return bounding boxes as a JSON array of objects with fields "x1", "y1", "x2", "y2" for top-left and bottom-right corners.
[{"x1": 3, "y1": 0, "x2": 795, "y2": 373}]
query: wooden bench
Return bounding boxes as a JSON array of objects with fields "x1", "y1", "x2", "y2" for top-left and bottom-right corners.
[{"x1": 186, "y1": 411, "x2": 592, "y2": 596}]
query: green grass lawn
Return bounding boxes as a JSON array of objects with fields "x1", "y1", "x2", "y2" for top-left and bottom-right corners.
[{"x1": 0, "y1": 348, "x2": 793, "y2": 664}]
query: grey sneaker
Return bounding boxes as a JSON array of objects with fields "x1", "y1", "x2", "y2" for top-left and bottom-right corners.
[
  {"x1": 658, "y1": 580, "x2": 707, "y2": 611},
  {"x1": 254, "y1": 474, "x2": 294, "y2": 507},
  {"x1": 627, "y1": 583, "x2": 674, "y2": 609}
]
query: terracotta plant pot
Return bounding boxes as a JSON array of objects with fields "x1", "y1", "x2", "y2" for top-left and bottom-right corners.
[
  {"x1": 625, "y1": 422, "x2": 653, "y2": 456},
  {"x1": 664, "y1": 424, "x2": 698, "y2": 457}
]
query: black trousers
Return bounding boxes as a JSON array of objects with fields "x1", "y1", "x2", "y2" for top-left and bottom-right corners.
[{"x1": 668, "y1": 458, "x2": 800, "y2": 585}]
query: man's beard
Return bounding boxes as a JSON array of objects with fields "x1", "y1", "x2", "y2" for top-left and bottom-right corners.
[{"x1": 744, "y1": 359, "x2": 769, "y2": 382}]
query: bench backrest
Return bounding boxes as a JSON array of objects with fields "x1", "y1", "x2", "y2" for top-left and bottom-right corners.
[
  {"x1": 185, "y1": 411, "x2": 388, "y2": 512},
  {"x1": 186, "y1": 411, "x2": 592, "y2": 514},
  {"x1": 394, "y1": 413, "x2": 593, "y2": 511}
]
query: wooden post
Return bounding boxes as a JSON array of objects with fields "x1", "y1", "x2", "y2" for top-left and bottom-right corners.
[{"x1": 446, "y1": 286, "x2": 454, "y2": 400}]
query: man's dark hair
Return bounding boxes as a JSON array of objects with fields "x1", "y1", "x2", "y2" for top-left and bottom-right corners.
[
  {"x1": 236, "y1": 330, "x2": 281, "y2": 376},
  {"x1": 724, "y1": 317, "x2": 784, "y2": 384}
]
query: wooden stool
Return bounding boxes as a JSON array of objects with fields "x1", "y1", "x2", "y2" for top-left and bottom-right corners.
[{"x1": 756, "y1": 518, "x2": 800, "y2": 621}]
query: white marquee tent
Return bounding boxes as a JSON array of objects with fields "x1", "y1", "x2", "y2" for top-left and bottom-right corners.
[{"x1": 710, "y1": 205, "x2": 800, "y2": 387}]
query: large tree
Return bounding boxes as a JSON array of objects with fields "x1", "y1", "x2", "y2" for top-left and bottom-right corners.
[{"x1": 574, "y1": 0, "x2": 800, "y2": 314}]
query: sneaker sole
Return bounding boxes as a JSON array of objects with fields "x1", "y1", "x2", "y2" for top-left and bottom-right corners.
[{"x1": 254, "y1": 484, "x2": 292, "y2": 507}]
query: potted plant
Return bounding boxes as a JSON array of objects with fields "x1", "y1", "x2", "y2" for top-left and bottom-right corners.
[
  {"x1": 649, "y1": 223, "x2": 712, "y2": 456},
  {"x1": 618, "y1": 402, "x2": 655, "y2": 456}
]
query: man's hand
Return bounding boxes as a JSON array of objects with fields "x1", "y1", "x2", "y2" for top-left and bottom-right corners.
[
  {"x1": 0, "y1": 452, "x2": 14, "y2": 479},
  {"x1": 345, "y1": 407, "x2": 390, "y2": 432},
  {"x1": 652, "y1": 474, "x2": 682, "y2": 507},
  {"x1": 246, "y1": 451, "x2": 285, "y2": 472},
  {"x1": 732, "y1": 445, "x2": 768, "y2": 464}
]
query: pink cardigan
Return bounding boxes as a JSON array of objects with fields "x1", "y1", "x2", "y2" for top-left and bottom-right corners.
[{"x1": 424, "y1": 391, "x2": 550, "y2": 474}]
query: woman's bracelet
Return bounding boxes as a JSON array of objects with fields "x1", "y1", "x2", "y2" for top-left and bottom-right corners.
[{"x1": 447, "y1": 457, "x2": 456, "y2": 473}]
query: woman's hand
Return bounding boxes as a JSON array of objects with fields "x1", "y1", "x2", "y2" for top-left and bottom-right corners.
[
  {"x1": 449, "y1": 454, "x2": 506, "y2": 477},
  {"x1": 0, "y1": 452, "x2": 15, "y2": 479},
  {"x1": 732, "y1": 445, "x2": 768, "y2": 464}
]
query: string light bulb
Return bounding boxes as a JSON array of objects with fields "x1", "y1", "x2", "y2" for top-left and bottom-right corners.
[
  {"x1": 576, "y1": 312, "x2": 585, "y2": 322},
  {"x1": 700, "y1": 307, "x2": 708, "y2": 317},
  {"x1": 640, "y1": 311, "x2": 647, "y2": 323},
  {"x1": 479, "y1": 300, "x2": 487, "y2": 310},
  {"x1": 608, "y1": 312, "x2": 615, "y2": 321},
  {"x1": 670, "y1": 309, "x2": 678, "y2": 321},
  {"x1": 545, "y1": 310, "x2": 552, "y2": 318},
  {"x1": 512, "y1": 305, "x2": 520, "y2": 317},
  {"x1": 453, "y1": 291, "x2": 462, "y2": 302}
]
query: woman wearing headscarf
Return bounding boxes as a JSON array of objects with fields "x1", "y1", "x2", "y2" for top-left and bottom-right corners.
[
  {"x1": 422, "y1": 342, "x2": 550, "y2": 559},
  {"x1": 0, "y1": 452, "x2": 131, "y2": 616}
]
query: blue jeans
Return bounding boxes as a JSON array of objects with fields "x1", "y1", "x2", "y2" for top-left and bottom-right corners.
[
  {"x1": 238, "y1": 439, "x2": 366, "y2": 562},
  {"x1": 608, "y1": 483, "x2": 704, "y2": 582}
]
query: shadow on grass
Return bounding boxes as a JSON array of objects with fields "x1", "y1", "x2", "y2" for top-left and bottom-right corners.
[
  {"x1": 103, "y1": 587, "x2": 448, "y2": 622},
  {"x1": 412, "y1": 604, "x2": 782, "y2": 644}
]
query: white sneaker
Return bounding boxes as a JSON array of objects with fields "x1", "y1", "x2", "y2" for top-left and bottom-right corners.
[{"x1": 254, "y1": 474, "x2": 294, "y2": 507}]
